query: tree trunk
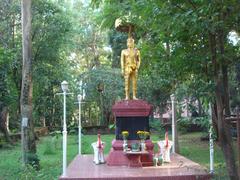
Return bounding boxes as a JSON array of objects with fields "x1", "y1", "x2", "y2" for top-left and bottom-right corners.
[
  {"x1": 21, "y1": 0, "x2": 39, "y2": 168},
  {"x1": 236, "y1": 63, "x2": 240, "y2": 85},
  {"x1": 222, "y1": 65, "x2": 230, "y2": 115},
  {"x1": 209, "y1": 31, "x2": 239, "y2": 179},
  {"x1": 0, "y1": 106, "x2": 12, "y2": 144},
  {"x1": 212, "y1": 103, "x2": 219, "y2": 140},
  {"x1": 218, "y1": 29, "x2": 230, "y2": 116},
  {"x1": 215, "y1": 74, "x2": 239, "y2": 180},
  {"x1": 103, "y1": 109, "x2": 111, "y2": 127}
]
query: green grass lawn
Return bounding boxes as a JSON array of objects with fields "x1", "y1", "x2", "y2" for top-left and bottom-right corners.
[{"x1": 0, "y1": 132, "x2": 233, "y2": 180}]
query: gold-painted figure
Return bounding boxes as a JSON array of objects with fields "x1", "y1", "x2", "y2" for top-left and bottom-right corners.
[{"x1": 121, "y1": 37, "x2": 141, "y2": 100}]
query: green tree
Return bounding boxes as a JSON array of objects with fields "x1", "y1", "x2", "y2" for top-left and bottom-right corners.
[
  {"x1": 31, "y1": 0, "x2": 74, "y2": 129},
  {"x1": 21, "y1": 0, "x2": 39, "y2": 167},
  {"x1": 93, "y1": 0, "x2": 240, "y2": 179},
  {"x1": 0, "y1": 0, "x2": 21, "y2": 142},
  {"x1": 81, "y1": 67, "x2": 123, "y2": 126}
]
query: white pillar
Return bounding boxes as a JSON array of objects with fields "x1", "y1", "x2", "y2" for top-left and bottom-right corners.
[
  {"x1": 209, "y1": 103, "x2": 214, "y2": 174},
  {"x1": 62, "y1": 91, "x2": 67, "y2": 177},
  {"x1": 170, "y1": 94, "x2": 176, "y2": 153},
  {"x1": 78, "y1": 94, "x2": 82, "y2": 155}
]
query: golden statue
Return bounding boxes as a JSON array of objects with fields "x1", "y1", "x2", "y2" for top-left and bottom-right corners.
[
  {"x1": 115, "y1": 18, "x2": 141, "y2": 100},
  {"x1": 121, "y1": 37, "x2": 141, "y2": 100}
]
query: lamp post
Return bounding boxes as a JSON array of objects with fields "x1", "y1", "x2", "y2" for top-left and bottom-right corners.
[
  {"x1": 170, "y1": 94, "x2": 179, "y2": 153},
  {"x1": 61, "y1": 81, "x2": 68, "y2": 177},
  {"x1": 170, "y1": 94, "x2": 176, "y2": 153},
  {"x1": 208, "y1": 103, "x2": 214, "y2": 174},
  {"x1": 77, "y1": 94, "x2": 82, "y2": 155}
]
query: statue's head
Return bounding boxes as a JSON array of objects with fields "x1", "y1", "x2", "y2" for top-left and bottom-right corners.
[{"x1": 127, "y1": 37, "x2": 134, "y2": 48}]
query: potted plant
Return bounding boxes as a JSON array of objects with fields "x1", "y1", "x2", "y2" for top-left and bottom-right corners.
[{"x1": 131, "y1": 142, "x2": 140, "y2": 152}]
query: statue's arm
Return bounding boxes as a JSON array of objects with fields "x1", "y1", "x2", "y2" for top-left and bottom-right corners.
[{"x1": 121, "y1": 50, "x2": 124, "y2": 75}]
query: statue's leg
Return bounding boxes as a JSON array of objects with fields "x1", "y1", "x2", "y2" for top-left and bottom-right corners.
[
  {"x1": 124, "y1": 71, "x2": 130, "y2": 100},
  {"x1": 132, "y1": 71, "x2": 138, "y2": 100}
]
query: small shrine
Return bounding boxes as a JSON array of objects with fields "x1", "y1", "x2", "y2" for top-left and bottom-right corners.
[{"x1": 107, "y1": 99, "x2": 154, "y2": 167}]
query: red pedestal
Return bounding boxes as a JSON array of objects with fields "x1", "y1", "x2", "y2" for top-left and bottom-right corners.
[
  {"x1": 107, "y1": 140, "x2": 154, "y2": 167},
  {"x1": 112, "y1": 100, "x2": 153, "y2": 117},
  {"x1": 107, "y1": 99, "x2": 154, "y2": 167}
]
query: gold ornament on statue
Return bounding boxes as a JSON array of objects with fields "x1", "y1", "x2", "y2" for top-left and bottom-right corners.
[{"x1": 115, "y1": 18, "x2": 141, "y2": 100}]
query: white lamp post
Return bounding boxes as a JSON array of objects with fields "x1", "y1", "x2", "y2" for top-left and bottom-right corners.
[
  {"x1": 61, "y1": 81, "x2": 68, "y2": 177},
  {"x1": 208, "y1": 103, "x2": 214, "y2": 174},
  {"x1": 77, "y1": 94, "x2": 82, "y2": 155},
  {"x1": 170, "y1": 94, "x2": 180, "y2": 153},
  {"x1": 170, "y1": 94, "x2": 176, "y2": 153}
]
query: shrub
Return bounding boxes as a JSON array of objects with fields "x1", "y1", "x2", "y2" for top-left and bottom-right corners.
[
  {"x1": 68, "y1": 121, "x2": 77, "y2": 134},
  {"x1": 19, "y1": 165, "x2": 38, "y2": 180},
  {"x1": 177, "y1": 117, "x2": 192, "y2": 133},
  {"x1": 43, "y1": 137, "x2": 56, "y2": 155},
  {"x1": 193, "y1": 116, "x2": 209, "y2": 131},
  {"x1": 49, "y1": 131, "x2": 61, "y2": 149},
  {"x1": 178, "y1": 116, "x2": 209, "y2": 133}
]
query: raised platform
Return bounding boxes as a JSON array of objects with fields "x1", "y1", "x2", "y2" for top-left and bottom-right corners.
[{"x1": 59, "y1": 154, "x2": 212, "y2": 180}]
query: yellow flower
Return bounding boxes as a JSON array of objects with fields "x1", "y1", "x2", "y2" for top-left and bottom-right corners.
[
  {"x1": 121, "y1": 131, "x2": 129, "y2": 140},
  {"x1": 144, "y1": 131, "x2": 150, "y2": 137},
  {"x1": 137, "y1": 131, "x2": 150, "y2": 140}
]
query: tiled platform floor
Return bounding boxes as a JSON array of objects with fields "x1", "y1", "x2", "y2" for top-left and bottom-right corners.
[{"x1": 59, "y1": 153, "x2": 212, "y2": 180}]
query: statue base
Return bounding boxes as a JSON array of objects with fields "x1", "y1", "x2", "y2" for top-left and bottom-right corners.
[
  {"x1": 107, "y1": 100, "x2": 154, "y2": 166},
  {"x1": 112, "y1": 100, "x2": 153, "y2": 140}
]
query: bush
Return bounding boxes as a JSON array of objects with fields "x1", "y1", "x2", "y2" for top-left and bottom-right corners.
[
  {"x1": 68, "y1": 121, "x2": 77, "y2": 134},
  {"x1": 192, "y1": 116, "x2": 209, "y2": 131},
  {"x1": 152, "y1": 141, "x2": 159, "y2": 154},
  {"x1": 43, "y1": 137, "x2": 56, "y2": 155},
  {"x1": 19, "y1": 165, "x2": 38, "y2": 180},
  {"x1": 26, "y1": 153, "x2": 40, "y2": 169},
  {"x1": 49, "y1": 130, "x2": 61, "y2": 149},
  {"x1": 178, "y1": 116, "x2": 209, "y2": 134},
  {"x1": 177, "y1": 117, "x2": 192, "y2": 133}
]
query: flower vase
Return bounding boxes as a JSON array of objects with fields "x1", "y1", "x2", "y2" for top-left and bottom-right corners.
[
  {"x1": 123, "y1": 139, "x2": 128, "y2": 152},
  {"x1": 140, "y1": 140, "x2": 146, "y2": 151}
]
